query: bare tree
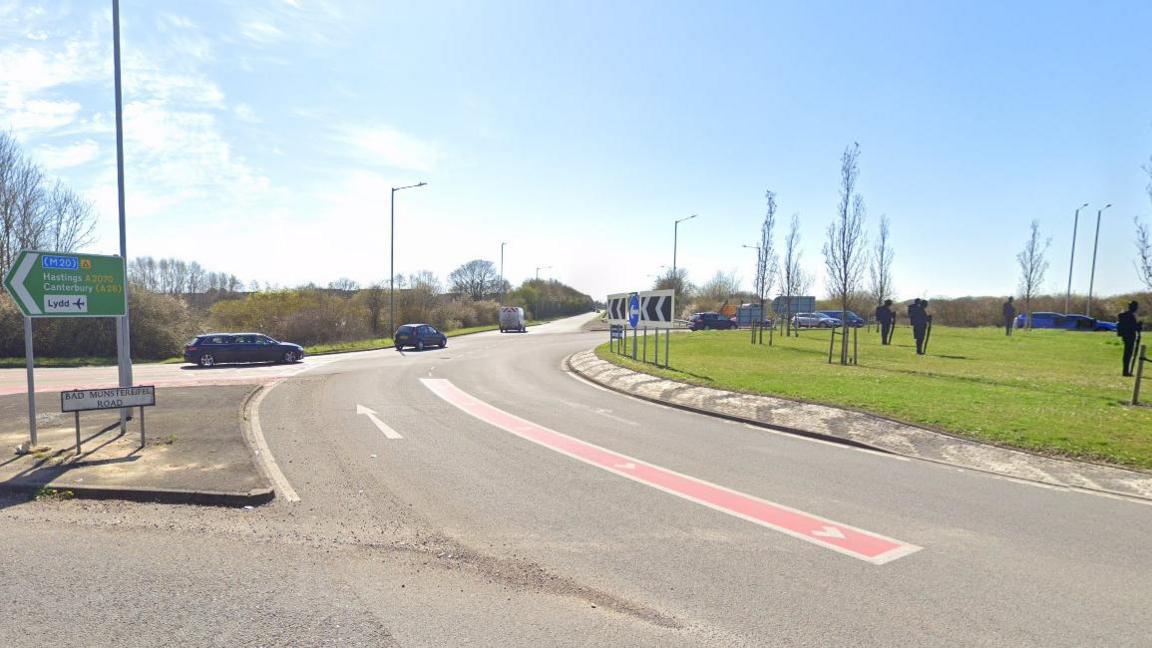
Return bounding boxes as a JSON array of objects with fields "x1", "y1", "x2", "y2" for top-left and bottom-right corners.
[
  {"x1": 0, "y1": 132, "x2": 98, "y2": 277},
  {"x1": 695, "y1": 271, "x2": 741, "y2": 313},
  {"x1": 328, "y1": 277, "x2": 360, "y2": 292},
  {"x1": 448, "y1": 259, "x2": 499, "y2": 300},
  {"x1": 823, "y1": 143, "x2": 868, "y2": 364},
  {"x1": 752, "y1": 190, "x2": 779, "y2": 341},
  {"x1": 868, "y1": 214, "x2": 894, "y2": 308},
  {"x1": 1137, "y1": 217, "x2": 1152, "y2": 291},
  {"x1": 187, "y1": 261, "x2": 205, "y2": 293},
  {"x1": 1016, "y1": 220, "x2": 1051, "y2": 330},
  {"x1": 779, "y1": 214, "x2": 809, "y2": 336},
  {"x1": 1138, "y1": 159, "x2": 1152, "y2": 291},
  {"x1": 653, "y1": 267, "x2": 692, "y2": 296},
  {"x1": 44, "y1": 180, "x2": 96, "y2": 252}
]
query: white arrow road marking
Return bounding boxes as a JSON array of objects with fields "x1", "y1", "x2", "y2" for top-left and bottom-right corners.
[
  {"x1": 356, "y1": 404, "x2": 403, "y2": 439},
  {"x1": 812, "y1": 526, "x2": 846, "y2": 539},
  {"x1": 10, "y1": 252, "x2": 41, "y2": 315}
]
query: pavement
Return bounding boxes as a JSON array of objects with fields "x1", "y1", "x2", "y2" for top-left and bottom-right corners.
[
  {"x1": 0, "y1": 384, "x2": 271, "y2": 505},
  {"x1": 568, "y1": 349, "x2": 1152, "y2": 502},
  {"x1": 3, "y1": 312, "x2": 1152, "y2": 646}
]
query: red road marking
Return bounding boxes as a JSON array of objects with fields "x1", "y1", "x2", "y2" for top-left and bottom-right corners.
[{"x1": 422, "y1": 378, "x2": 921, "y2": 564}]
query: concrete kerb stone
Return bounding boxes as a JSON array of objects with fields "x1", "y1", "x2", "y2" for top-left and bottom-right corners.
[{"x1": 566, "y1": 350, "x2": 1152, "y2": 503}]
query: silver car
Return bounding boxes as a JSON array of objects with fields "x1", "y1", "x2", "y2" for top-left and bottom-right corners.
[{"x1": 791, "y1": 312, "x2": 842, "y2": 328}]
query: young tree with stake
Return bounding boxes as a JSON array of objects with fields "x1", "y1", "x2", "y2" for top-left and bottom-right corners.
[
  {"x1": 1016, "y1": 220, "x2": 1050, "y2": 330},
  {"x1": 823, "y1": 143, "x2": 868, "y2": 364}
]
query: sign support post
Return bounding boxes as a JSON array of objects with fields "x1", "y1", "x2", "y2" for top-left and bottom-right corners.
[{"x1": 23, "y1": 317, "x2": 36, "y2": 447}]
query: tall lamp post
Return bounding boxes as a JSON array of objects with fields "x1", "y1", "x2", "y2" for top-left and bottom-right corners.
[
  {"x1": 535, "y1": 265, "x2": 552, "y2": 281},
  {"x1": 1086, "y1": 203, "x2": 1111, "y2": 317},
  {"x1": 672, "y1": 214, "x2": 697, "y2": 293},
  {"x1": 499, "y1": 241, "x2": 508, "y2": 303},
  {"x1": 389, "y1": 182, "x2": 427, "y2": 335},
  {"x1": 113, "y1": 0, "x2": 133, "y2": 430},
  {"x1": 1065, "y1": 202, "x2": 1089, "y2": 314}
]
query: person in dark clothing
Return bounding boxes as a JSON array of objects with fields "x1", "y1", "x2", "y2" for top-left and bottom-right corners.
[
  {"x1": 910, "y1": 298, "x2": 929, "y2": 355},
  {"x1": 1117, "y1": 301, "x2": 1143, "y2": 377},
  {"x1": 1003, "y1": 297, "x2": 1016, "y2": 336},
  {"x1": 875, "y1": 299, "x2": 894, "y2": 345}
]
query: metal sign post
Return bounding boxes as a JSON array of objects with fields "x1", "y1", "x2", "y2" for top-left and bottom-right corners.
[
  {"x1": 23, "y1": 317, "x2": 36, "y2": 447},
  {"x1": 4, "y1": 250, "x2": 129, "y2": 448},
  {"x1": 62, "y1": 386, "x2": 156, "y2": 452}
]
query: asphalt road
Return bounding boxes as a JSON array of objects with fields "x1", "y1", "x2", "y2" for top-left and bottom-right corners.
[{"x1": 3, "y1": 313, "x2": 1151, "y2": 646}]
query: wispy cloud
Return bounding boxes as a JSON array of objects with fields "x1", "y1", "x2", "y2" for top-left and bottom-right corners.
[
  {"x1": 34, "y1": 139, "x2": 99, "y2": 170},
  {"x1": 240, "y1": 20, "x2": 287, "y2": 44},
  {"x1": 340, "y1": 125, "x2": 441, "y2": 172}
]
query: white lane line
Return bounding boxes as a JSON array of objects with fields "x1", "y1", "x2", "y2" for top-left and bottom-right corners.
[
  {"x1": 356, "y1": 404, "x2": 404, "y2": 439},
  {"x1": 562, "y1": 400, "x2": 640, "y2": 426},
  {"x1": 245, "y1": 384, "x2": 300, "y2": 503}
]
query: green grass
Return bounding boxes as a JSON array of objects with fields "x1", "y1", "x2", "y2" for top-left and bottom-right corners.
[{"x1": 597, "y1": 326, "x2": 1152, "y2": 470}]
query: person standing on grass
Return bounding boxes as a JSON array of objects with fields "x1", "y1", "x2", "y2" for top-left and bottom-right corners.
[
  {"x1": 1003, "y1": 296, "x2": 1017, "y2": 336},
  {"x1": 875, "y1": 299, "x2": 894, "y2": 345},
  {"x1": 909, "y1": 299, "x2": 928, "y2": 355},
  {"x1": 1117, "y1": 301, "x2": 1143, "y2": 377}
]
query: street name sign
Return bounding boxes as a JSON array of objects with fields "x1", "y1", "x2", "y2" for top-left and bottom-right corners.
[
  {"x1": 61, "y1": 386, "x2": 155, "y2": 412},
  {"x1": 3, "y1": 250, "x2": 127, "y2": 317}
]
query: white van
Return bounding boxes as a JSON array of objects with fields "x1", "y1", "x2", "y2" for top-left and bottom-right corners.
[{"x1": 499, "y1": 306, "x2": 526, "y2": 333}]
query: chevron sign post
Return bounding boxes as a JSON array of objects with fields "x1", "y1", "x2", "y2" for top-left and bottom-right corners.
[{"x1": 605, "y1": 289, "x2": 676, "y2": 367}]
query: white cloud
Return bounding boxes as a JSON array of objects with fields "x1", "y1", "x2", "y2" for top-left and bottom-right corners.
[
  {"x1": 341, "y1": 126, "x2": 440, "y2": 172},
  {"x1": 5, "y1": 98, "x2": 83, "y2": 133},
  {"x1": 34, "y1": 139, "x2": 100, "y2": 169},
  {"x1": 233, "y1": 103, "x2": 260, "y2": 123},
  {"x1": 240, "y1": 20, "x2": 286, "y2": 44}
]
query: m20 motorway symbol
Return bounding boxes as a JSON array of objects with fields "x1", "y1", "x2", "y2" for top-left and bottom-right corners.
[{"x1": 3, "y1": 250, "x2": 127, "y2": 318}]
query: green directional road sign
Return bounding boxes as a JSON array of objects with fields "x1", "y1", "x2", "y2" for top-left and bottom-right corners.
[{"x1": 3, "y1": 250, "x2": 127, "y2": 317}]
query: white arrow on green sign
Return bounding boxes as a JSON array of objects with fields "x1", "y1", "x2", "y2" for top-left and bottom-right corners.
[{"x1": 2, "y1": 250, "x2": 127, "y2": 317}]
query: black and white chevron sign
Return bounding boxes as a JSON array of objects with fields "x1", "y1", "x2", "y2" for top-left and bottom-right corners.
[
  {"x1": 606, "y1": 292, "x2": 630, "y2": 325},
  {"x1": 639, "y1": 289, "x2": 675, "y2": 325}
]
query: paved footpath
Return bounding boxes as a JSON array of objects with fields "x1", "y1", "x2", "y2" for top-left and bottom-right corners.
[
  {"x1": 569, "y1": 350, "x2": 1152, "y2": 502},
  {"x1": 0, "y1": 385, "x2": 271, "y2": 505}
]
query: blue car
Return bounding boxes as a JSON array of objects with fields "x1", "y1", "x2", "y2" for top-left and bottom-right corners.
[{"x1": 1013, "y1": 312, "x2": 1116, "y2": 332}]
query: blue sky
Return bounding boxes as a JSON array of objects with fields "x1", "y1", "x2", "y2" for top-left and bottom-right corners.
[{"x1": 3, "y1": 0, "x2": 1151, "y2": 302}]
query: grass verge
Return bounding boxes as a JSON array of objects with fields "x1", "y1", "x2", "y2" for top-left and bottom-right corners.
[{"x1": 596, "y1": 326, "x2": 1152, "y2": 470}]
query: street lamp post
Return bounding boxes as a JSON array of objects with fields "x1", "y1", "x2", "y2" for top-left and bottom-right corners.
[
  {"x1": 113, "y1": 0, "x2": 133, "y2": 431},
  {"x1": 499, "y1": 241, "x2": 508, "y2": 304},
  {"x1": 389, "y1": 182, "x2": 427, "y2": 336},
  {"x1": 1065, "y1": 202, "x2": 1089, "y2": 314},
  {"x1": 1086, "y1": 203, "x2": 1111, "y2": 317},
  {"x1": 671, "y1": 215, "x2": 697, "y2": 292},
  {"x1": 535, "y1": 265, "x2": 552, "y2": 281}
]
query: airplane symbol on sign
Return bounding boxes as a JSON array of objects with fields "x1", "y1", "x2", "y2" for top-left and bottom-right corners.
[{"x1": 75, "y1": 298, "x2": 86, "y2": 310}]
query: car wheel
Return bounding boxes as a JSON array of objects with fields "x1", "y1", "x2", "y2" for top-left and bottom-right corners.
[
  {"x1": 395, "y1": 344, "x2": 403, "y2": 351},
  {"x1": 281, "y1": 351, "x2": 298, "y2": 363},
  {"x1": 198, "y1": 353, "x2": 215, "y2": 367},
  {"x1": 416, "y1": 340, "x2": 425, "y2": 351},
  {"x1": 440, "y1": 338, "x2": 447, "y2": 348}
]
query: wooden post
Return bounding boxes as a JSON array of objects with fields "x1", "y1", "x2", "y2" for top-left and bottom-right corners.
[{"x1": 1133, "y1": 345, "x2": 1147, "y2": 406}]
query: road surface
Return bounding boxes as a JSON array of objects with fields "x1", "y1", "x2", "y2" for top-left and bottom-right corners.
[{"x1": 3, "y1": 313, "x2": 1150, "y2": 646}]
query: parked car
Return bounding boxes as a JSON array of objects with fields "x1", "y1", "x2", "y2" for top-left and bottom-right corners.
[
  {"x1": 791, "y1": 312, "x2": 842, "y2": 328},
  {"x1": 394, "y1": 323, "x2": 447, "y2": 350},
  {"x1": 689, "y1": 312, "x2": 738, "y2": 330},
  {"x1": 184, "y1": 333, "x2": 304, "y2": 367},
  {"x1": 816, "y1": 309, "x2": 865, "y2": 327},
  {"x1": 1015, "y1": 312, "x2": 1118, "y2": 332},
  {"x1": 499, "y1": 306, "x2": 527, "y2": 333}
]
